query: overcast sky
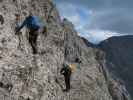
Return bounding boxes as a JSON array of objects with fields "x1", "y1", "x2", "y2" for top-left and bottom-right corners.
[{"x1": 54, "y1": 0, "x2": 132, "y2": 44}]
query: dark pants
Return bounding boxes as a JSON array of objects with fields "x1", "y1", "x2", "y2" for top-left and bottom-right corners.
[
  {"x1": 29, "y1": 28, "x2": 38, "y2": 54},
  {"x1": 61, "y1": 68, "x2": 71, "y2": 91},
  {"x1": 64, "y1": 72, "x2": 71, "y2": 90}
]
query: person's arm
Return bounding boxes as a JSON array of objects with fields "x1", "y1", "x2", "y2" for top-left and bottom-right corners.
[
  {"x1": 60, "y1": 67, "x2": 65, "y2": 75},
  {"x1": 16, "y1": 18, "x2": 28, "y2": 32}
]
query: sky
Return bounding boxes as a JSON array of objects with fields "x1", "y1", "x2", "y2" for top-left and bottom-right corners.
[{"x1": 54, "y1": 0, "x2": 133, "y2": 44}]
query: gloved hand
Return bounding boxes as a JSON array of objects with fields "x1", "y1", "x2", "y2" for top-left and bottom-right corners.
[
  {"x1": 15, "y1": 26, "x2": 19, "y2": 32},
  {"x1": 15, "y1": 26, "x2": 20, "y2": 35},
  {"x1": 75, "y1": 58, "x2": 82, "y2": 64}
]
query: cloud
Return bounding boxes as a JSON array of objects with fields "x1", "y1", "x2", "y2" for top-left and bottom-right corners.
[
  {"x1": 55, "y1": 0, "x2": 133, "y2": 10},
  {"x1": 56, "y1": 3, "x2": 91, "y2": 32},
  {"x1": 54, "y1": 0, "x2": 133, "y2": 43},
  {"x1": 86, "y1": 8, "x2": 133, "y2": 34},
  {"x1": 83, "y1": 30, "x2": 124, "y2": 44}
]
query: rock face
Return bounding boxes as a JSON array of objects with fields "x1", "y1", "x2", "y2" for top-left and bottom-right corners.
[
  {"x1": 0, "y1": 0, "x2": 112, "y2": 100},
  {"x1": 98, "y1": 35, "x2": 133, "y2": 100}
]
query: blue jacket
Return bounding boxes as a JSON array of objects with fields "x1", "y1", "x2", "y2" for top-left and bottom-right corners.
[{"x1": 17, "y1": 16, "x2": 45, "y2": 32}]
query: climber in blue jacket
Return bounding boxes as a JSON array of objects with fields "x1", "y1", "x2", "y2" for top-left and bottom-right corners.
[{"x1": 16, "y1": 12, "x2": 46, "y2": 54}]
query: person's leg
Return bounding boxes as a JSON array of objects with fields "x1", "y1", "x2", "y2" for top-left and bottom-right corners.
[
  {"x1": 67, "y1": 77, "x2": 70, "y2": 90},
  {"x1": 67, "y1": 72, "x2": 71, "y2": 90},
  {"x1": 32, "y1": 32, "x2": 38, "y2": 54},
  {"x1": 29, "y1": 30, "x2": 34, "y2": 53},
  {"x1": 64, "y1": 73, "x2": 71, "y2": 91},
  {"x1": 29, "y1": 29, "x2": 38, "y2": 54},
  {"x1": 64, "y1": 76, "x2": 68, "y2": 91}
]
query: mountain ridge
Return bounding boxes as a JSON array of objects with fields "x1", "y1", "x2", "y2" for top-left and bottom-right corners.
[
  {"x1": 0, "y1": 0, "x2": 113, "y2": 100},
  {"x1": 97, "y1": 35, "x2": 133, "y2": 99}
]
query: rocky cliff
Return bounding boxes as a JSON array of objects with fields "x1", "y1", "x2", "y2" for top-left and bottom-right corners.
[
  {"x1": 0, "y1": 0, "x2": 113, "y2": 100},
  {"x1": 98, "y1": 35, "x2": 133, "y2": 100}
]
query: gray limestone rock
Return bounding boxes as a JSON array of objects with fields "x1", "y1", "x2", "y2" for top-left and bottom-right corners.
[{"x1": 0, "y1": 0, "x2": 112, "y2": 100}]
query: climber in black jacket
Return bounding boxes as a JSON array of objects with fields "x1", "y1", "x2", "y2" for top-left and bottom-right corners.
[
  {"x1": 60, "y1": 63, "x2": 71, "y2": 92},
  {"x1": 60, "y1": 58, "x2": 81, "y2": 92}
]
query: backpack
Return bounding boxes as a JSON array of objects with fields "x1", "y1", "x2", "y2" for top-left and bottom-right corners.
[
  {"x1": 26, "y1": 16, "x2": 46, "y2": 29},
  {"x1": 68, "y1": 64, "x2": 76, "y2": 72},
  {"x1": 63, "y1": 63, "x2": 80, "y2": 73}
]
